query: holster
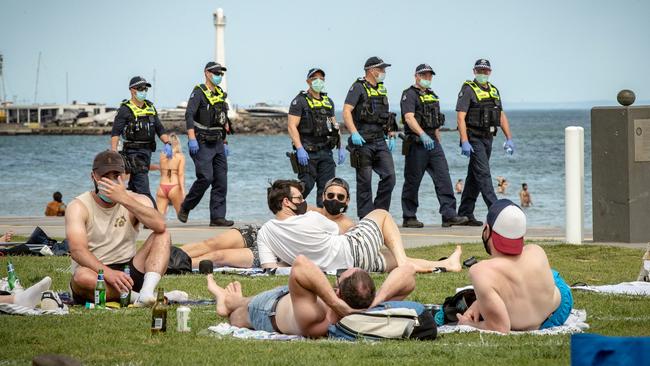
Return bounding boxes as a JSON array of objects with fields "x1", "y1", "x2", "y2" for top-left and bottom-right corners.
[
  {"x1": 198, "y1": 133, "x2": 223, "y2": 144},
  {"x1": 119, "y1": 152, "x2": 148, "y2": 174},
  {"x1": 286, "y1": 152, "x2": 310, "y2": 174},
  {"x1": 347, "y1": 146, "x2": 372, "y2": 169}
]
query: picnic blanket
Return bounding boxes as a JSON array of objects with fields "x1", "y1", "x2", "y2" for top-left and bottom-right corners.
[
  {"x1": 193, "y1": 267, "x2": 338, "y2": 276},
  {"x1": 0, "y1": 302, "x2": 69, "y2": 316},
  {"x1": 571, "y1": 281, "x2": 650, "y2": 296},
  {"x1": 206, "y1": 322, "x2": 304, "y2": 341},
  {"x1": 437, "y1": 309, "x2": 588, "y2": 335}
]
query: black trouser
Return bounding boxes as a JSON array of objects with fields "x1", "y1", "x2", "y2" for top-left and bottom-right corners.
[
  {"x1": 458, "y1": 134, "x2": 497, "y2": 220},
  {"x1": 182, "y1": 140, "x2": 228, "y2": 221},
  {"x1": 351, "y1": 138, "x2": 396, "y2": 219},
  {"x1": 124, "y1": 148, "x2": 155, "y2": 207},
  {"x1": 401, "y1": 141, "x2": 457, "y2": 220},
  {"x1": 298, "y1": 148, "x2": 336, "y2": 208}
]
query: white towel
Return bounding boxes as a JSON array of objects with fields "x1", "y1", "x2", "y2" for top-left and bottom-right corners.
[
  {"x1": 207, "y1": 322, "x2": 304, "y2": 341},
  {"x1": 572, "y1": 281, "x2": 650, "y2": 296},
  {"x1": 437, "y1": 309, "x2": 588, "y2": 335}
]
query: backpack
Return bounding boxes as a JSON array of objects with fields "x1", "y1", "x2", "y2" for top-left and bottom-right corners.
[
  {"x1": 328, "y1": 300, "x2": 437, "y2": 341},
  {"x1": 166, "y1": 246, "x2": 192, "y2": 274},
  {"x1": 441, "y1": 288, "x2": 477, "y2": 324}
]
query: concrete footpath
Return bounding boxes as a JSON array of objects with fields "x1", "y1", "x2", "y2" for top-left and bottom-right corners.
[{"x1": 2, "y1": 215, "x2": 645, "y2": 249}]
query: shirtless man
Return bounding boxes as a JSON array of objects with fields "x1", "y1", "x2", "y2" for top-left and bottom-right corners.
[
  {"x1": 257, "y1": 179, "x2": 463, "y2": 273},
  {"x1": 180, "y1": 178, "x2": 355, "y2": 268},
  {"x1": 519, "y1": 183, "x2": 532, "y2": 207},
  {"x1": 207, "y1": 255, "x2": 416, "y2": 337},
  {"x1": 456, "y1": 199, "x2": 573, "y2": 333}
]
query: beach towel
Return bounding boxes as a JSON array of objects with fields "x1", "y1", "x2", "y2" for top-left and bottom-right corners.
[
  {"x1": 0, "y1": 302, "x2": 68, "y2": 316},
  {"x1": 193, "y1": 267, "x2": 339, "y2": 276},
  {"x1": 206, "y1": 322, "x2": 305, "y2": 341},
  {"x1": 571, "y1": 281, "x2": 650, "y2": 296}
]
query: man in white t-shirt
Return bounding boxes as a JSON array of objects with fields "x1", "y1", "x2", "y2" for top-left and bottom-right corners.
[{"x1": 257, "y1": 179, "x2": 462, "y2": 273}]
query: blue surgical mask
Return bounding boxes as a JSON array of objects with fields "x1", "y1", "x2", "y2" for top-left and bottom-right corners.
[
  {"x1": 211, "y1": 74, "x2": 222, "y2": 85},
  {"x1": 376, "y1": 72, "x2": 386, "y2": 83},
  {"x1": 135, "y1": 91, "x2": 147, "y2": 101},
  {"x1": 94, "y1": 178, "x2": 118, "y2": 204},
  {"x1": 311, "y1": 78, "x2": 325, "y2": 93},
  {"x1": 418, "y1": 79, "x2": 432, "y2": 89},
  {"x1": 475, "y1": 74, "x2": 489, "y2": 84}
]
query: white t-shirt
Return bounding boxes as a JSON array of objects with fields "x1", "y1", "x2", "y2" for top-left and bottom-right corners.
[{"x1": 257, "y1": 211, "x2": 353, "y2": 271}]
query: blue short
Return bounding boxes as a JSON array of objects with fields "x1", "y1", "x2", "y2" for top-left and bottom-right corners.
[
  {"x1": 247, "y1": 285, "x2": 290, "y2": 332},
  {"x1": 540, "y1": 270, "x2": 574, "y2": 329}
]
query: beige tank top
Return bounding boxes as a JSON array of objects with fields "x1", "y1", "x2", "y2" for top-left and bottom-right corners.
[{"x1": 71, "y1": 192, "x2": 139, "y2": 272}]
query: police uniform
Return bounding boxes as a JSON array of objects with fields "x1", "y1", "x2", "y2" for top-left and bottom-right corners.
[
  {"x1": 180, "y1": 63, "x2": 232, "y2": 225},
  {"x1": 456, "y1": 60, "x2": 503, "y2": 222},
  {"x1": 288, "y1": 89, "x2": 339, "y2": 207},
  {"x1": 345, "y1": 57, "x2": 397, "y2": 219},
  {"x1": 400, "y1": 66, "x2": 463, "y2": 226},
  {"x1": 111, "y1": 90, "x2": 166, "y2": 206}
]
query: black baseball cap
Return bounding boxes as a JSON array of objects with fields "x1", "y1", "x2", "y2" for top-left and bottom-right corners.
[
  {"x1": 205, "y1": 62, "x2": 227, "y2": 73},
  {"x1": 307, "y1": 67, "x2": 325, "y2": 78},
  {"x1": 415, "y1": 63, "x2": 435, "y2": 75},
  {"x1": 364, "y1": 56, "x2": 391, "y2": 70},
  {"x1": 93, "y1": 150, "x2": 125, "y2": 176},
  {"x1": 128, "y1": 76, "x2": 151, "y2": 89},
  {"x1": 474, "y1": 59, "x2": 492, "y2": 70},
  {"x1": 324, "y1": 177, "x2": 350, "y2": 196}
]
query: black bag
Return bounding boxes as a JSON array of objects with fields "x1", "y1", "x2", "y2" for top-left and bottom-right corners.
[
  {"x1": 442, "y1": 288, "x2": 478, "y2": 324},
  {"x1": 166, "y1": 246, "x2": 192, "y2": 274}
]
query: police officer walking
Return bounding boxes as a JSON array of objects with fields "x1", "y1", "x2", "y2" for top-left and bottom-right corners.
[
  {"x1": 111, "y1": 76, "x2": 172, "y2": 206},
  {"x1": 178, "y1": 62, "x2": 233, "y2": 227},
  {"x1": 455, "y1": 59, "x2": 514, "y2": 226},
  {"x1": 343, "y1": 57, "x2": 398, "y2": 219},
  {"x1": 287, "y1": 68, "x2": 345, "y2": 207},
  {"x1": 400, "y1": 64, "x2": 468, "y2": 228}
]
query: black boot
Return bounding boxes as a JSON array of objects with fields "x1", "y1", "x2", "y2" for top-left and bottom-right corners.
[
  {"x1": 442, "y1": 216, "x2": 469, "y2": 227},
  {"x1": 402, "y1": 217, "x2": 424, "y2": 228},
  {"x1": 210, "y1": 218, "x2": 234, "y2": 227}
]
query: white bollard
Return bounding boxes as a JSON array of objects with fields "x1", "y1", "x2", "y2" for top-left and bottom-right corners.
[{"x1": 565, "y1": 126, "x2": 584, "y2": 244}]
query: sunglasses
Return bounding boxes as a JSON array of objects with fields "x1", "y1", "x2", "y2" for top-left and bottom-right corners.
[
  {"x1": 134, "y1": 87, "x2": 148, "y2": 92},
  {"x1": 326, "y1": 192, "x2": 346, "y2": 202},
  {"x1": 289, "y1": 195, "x2": 304, "y2": 202}
]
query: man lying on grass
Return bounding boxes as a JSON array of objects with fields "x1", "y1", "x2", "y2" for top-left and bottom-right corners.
[
  {"x1": 256, "y1": 179, "x2": 463, "y2": 273},
  {"x1": 66, "y1": 151, "x2": 171, "y2": 306},
  {"x1": 456, "y1": 199, "x2": 573, "y2": 333},
  {"x1": 207, "y1": 255, "x2": 416, "y2": 337}
]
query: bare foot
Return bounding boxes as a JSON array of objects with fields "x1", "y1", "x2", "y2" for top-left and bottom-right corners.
[
  {"x1": 443, "y1": 245, "x2": 463, "y2": 272},
  {"x1": 206, "y1": 275, "x2": 229, "y2": 317},
  {"x1": 231, "y1": 281, "x2": 242, "y2": 296},
  {"x1": 224, "y1": 281, "x2": 244, "y2": 311}
]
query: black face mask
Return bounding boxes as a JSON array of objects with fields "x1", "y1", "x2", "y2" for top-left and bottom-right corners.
[
  {"x1": 290, "y1": 200, "x2": 308, "y2": 215},
  {"x1": 482, "y1": 226, "x2": 492, "y2": 255},
  {"x1": 323, "y1": 199, "x2": 348, "y2": 215}
]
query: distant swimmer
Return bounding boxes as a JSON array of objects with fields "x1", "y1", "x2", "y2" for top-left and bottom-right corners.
[
  {"x1": 455, "y1": 179, "x2": 464, "y2": 195},
  {"x1": 519, "y1": 183, "x2": 533, "y2": 207},
  {"x1": 497, "y1": 178, "x2": 509, "y2": 195},
  {"x1": 45, "y1": 191, "x2": 66, "y2": 216}
]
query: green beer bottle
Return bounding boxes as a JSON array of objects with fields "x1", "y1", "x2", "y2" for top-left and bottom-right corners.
[
  {"x1": 120, "y1": 265, "x2": 131, "y2": 308},
  {"x1": 151, "y1": 288, "x2": 167, "y2": 334},
  {"x1": 94, "y1": 269, "x2": 106, "y2": 309},
  {"x1": 7, "y1": 258, "x2": 18, "y2": 291}
]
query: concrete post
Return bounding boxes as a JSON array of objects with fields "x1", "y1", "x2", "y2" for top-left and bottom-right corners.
[{"x1": 565, "y1": 126, "x2": 584, "y2": 244}]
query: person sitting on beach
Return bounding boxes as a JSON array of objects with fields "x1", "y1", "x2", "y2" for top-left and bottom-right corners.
[
  {"x1": 206, "y1": 255, "x2": 416, "y2": 337},
  {"x1": 456, "y1": 199, "x2": 573, "y2": 333},
  {"x1": 156, "y1": 133, "x2": 186, "y2": 217},
  {"x1": 66, "y1": 150, "x2": 171, "y2": 306},
  {"x1": 256, "y1": 179, "x2": 463, "y2": 273},
  {"x1": 180, "y1": 178, "x2": 355, "y2": 269},
  {"x1": 45, "y1": 192, "x2": 66, "y2": 217},
  {"x1": 519, "y1": 183, "x2": 532, "y2": 207}
]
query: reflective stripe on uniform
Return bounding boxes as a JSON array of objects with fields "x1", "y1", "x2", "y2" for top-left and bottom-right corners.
[
  {"x1": 197, "y1": 84, "x2": 225, "y2": 105},
  {"x1": 464, "y1": 81, "x2": 499, "y2": 101},
  {"x1": 123, "y1": 100, "x2": 156, "y2": 118}
]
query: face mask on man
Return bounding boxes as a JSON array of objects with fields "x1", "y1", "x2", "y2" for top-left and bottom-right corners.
[
  {"x1": 418, "y1": 78, "x2": 432, "y2": 89},
  {"x1": 311, "y1": 78, "x2": 325, "y2": 93},
  {"x1": 375, "y1": 71, "x2": 386, "y2": 83},
  {"x1": 93, "y1": 177, "x2": 119, "y2": 204},
  {"x1": 475, "y1": 74, "x2": 489, "y2": 84},
  {"x1": 323, "y1": 199, "x2": 348, "y2": 215},
  {"x1": 290, "y1": 200, "x2": 308, "y2": 215},
  {"x1": 482, "y1": 226, "x2": 492, "y2": 255},
  {"x1": 135, "y1": 91, "x2": 147, "y2": 101},
  {"x1": 211, "y1": 74, "x2": 223, "y2": 85}
]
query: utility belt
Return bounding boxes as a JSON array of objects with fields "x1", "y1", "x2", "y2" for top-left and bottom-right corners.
[
  {"x1": 286, "y1": 152, "x2": 311, "y2": 175},
  {"x1": 303, "y1": 142, "x2": 331, "y2": 153},
  {"x1": 196, "y1": 129, "x2": 224, "y2": 144},
  {"x1": 123, "y1": 140, "x2": 156, "y2": 151},
  {"x1": 119, "y1": 151, "x2": 149, "y2": 175},
  {"x1": 467, "y1": 128, "x2": 495, "y2": 139},
  {"x1": 466, "y1": 107, "x2": 501, "y2": 135},
  {"x1": 346, "y1": 145, "x2": 373, "y2": 169}
]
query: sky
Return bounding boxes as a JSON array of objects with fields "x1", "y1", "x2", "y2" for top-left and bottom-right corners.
[{"x1": 1, "y1": 0, "x2": 649, "y2": 109}]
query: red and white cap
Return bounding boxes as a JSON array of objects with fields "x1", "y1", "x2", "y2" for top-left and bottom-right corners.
[{"x1": 486, "y1": 199, "x2": 526, "y2": 255}]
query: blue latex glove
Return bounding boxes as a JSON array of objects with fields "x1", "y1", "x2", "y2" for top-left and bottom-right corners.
[
  {"x1": 387, "y1": 136, "x2": 396, "y2": 152},
  {"x1": 419, "y1": 133, "x2": 435, "y2": 151},
  {"x1": 351, "y1": 132, "x2": 366, "y2": 146},
  {"x1": 461, "y1": 140, "x2": 474, "y2": 157},
  {"x1": 337, "y1": 148, "x2": 346, "y2": 165},
  {"x1": 503, "y1": 139, "x2": 515, "y2": 155},
  {"x1": 296, "y1": 147, "x2": 309, "y2": 166},
  {"x1": 163, "y1": 143, "x2": 173, "y2": 159},
  {"x1": 188, "y1": 139, "x2": 199, "y2": 155},
  {"x1": 224, "y1": 143, "x2": 230, "y2": 157}
]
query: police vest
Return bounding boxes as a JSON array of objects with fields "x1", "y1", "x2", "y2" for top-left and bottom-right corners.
[
  {"x1": 195, "y1": 84, "x2": 228, "y2": 137},
  {"x1": 297, "y1": 91, "x2": 338, "y2": 147},
  {"x1": 353, "y1": 79, "x2": 392, "y2": 137},
  {"x1": 464, "y1": 80, "x2": 501, "y2": 132},
  {"x1": 403, "y1": 86, "x2": 445, "y2": 137},
  {"x1": 122, "y1": 99, "x2": 157, "y2": 145}
]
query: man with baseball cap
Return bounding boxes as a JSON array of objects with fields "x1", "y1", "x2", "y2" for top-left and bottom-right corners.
[
  {"x1": 178, "y1": 62, "x2": 234, "y2": 227},
  {"x1": 400, "y1": 64, "x2": 468, "y2": 228},
  {"x1": 455, "y1": 59, "x2": 515, "y2": 226},
  {"x1": 66, "y1": 150, "x2": 171, "y2": 306},
  {"x1": 111, "y1": 76, "x2": 172, "y2": 207},
  {"x1": 343, "y1": 57, "x2": 398, "y2": 219},
  {"x1": 456, "y1": 199, "x2": 573, "y2": 333},
  {"x1": 287, "y1": 67, "x2": 344, "y2": 208}
]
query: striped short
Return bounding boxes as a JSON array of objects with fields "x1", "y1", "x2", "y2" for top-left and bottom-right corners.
[{"x1": 344, "y1": 219, "x2": 386, "y2": 272}]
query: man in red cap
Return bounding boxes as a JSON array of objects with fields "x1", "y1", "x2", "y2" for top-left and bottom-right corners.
[{"x1": 456, "y1": 199, "x2": 573, "y2": 333}]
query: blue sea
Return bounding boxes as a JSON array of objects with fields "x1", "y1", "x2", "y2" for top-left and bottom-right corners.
[{"x1": 0, "y1": 109, "x2": 592, "y2": 228}]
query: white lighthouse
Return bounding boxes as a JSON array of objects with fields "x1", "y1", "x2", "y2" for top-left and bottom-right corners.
[{"x1": 213, "y1": 8, "x2": 227, "y2": 91}]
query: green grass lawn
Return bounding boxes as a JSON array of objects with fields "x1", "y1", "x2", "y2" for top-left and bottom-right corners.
[{"x1": 0, "y1": 242, "x2": 648, "y2": 366}]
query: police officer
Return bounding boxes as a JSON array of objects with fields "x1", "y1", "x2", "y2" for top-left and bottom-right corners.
[
  {"x1": 400, "y1": 64, "x2": 468, "y2": 228},
  {"x1": 178, "y1": 62, "x2": 233, "y2": 227},
  {"x1": 455, "y1": 59, "x2": 515, "y2": 226},
  {"x1": 343, "y1": 56, "x2": 398, "y2": 219},
  {"x1": 111, "y1": 76, "x2": 172, "y2": 206},
  {"x1": 287, "y1": 68, "x2": 345, "y2": 208}
]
